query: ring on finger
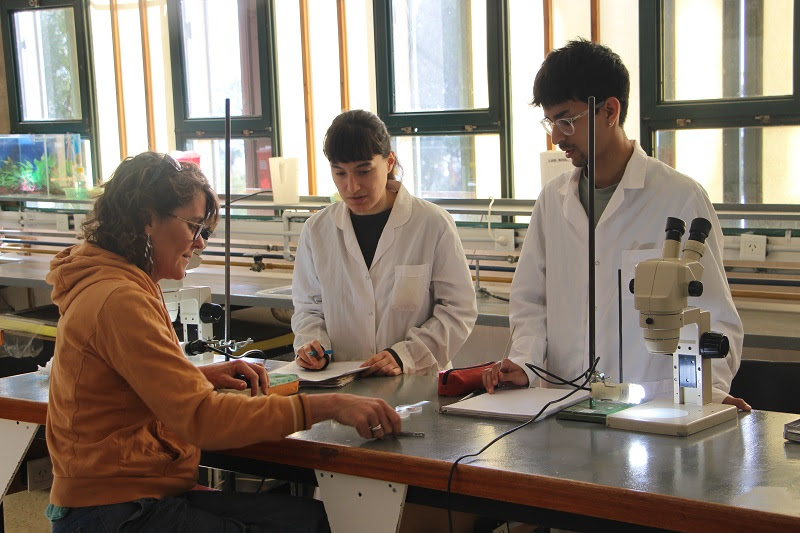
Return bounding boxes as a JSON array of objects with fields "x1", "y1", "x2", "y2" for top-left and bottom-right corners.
[{"x1": 370, "y1": 423, "x2": 383, "y2": 433}]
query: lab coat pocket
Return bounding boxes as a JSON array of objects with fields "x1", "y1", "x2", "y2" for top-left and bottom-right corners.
[{"x1": 391, "y1": 264, "x2": 431, "y2": 312}]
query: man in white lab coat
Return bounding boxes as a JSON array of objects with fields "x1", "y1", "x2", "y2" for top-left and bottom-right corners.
[{"x1": 482, "y1": 39, "x2": 750, "y2": 410}]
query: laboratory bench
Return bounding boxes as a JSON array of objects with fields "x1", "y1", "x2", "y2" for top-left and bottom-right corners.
[{"x1": 1, "y1": 371, "x2": 799, "y2": 532}]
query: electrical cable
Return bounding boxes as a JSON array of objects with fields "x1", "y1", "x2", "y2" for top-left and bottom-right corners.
[
  {"x1": 445, "y1": 358, "x2": 599, "y2": 533},
  {"x1": 524, "y1": 362, "x2": 592, "y2": 389},
  {"x1": 486, "y1": 196, "x2": 497, "y2": 241}
]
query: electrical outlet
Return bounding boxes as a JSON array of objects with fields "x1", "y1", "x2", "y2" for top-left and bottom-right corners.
[
  {"x1": 493, "y1": 228, "x2": 515, "y2": 252},
  {"x1": 56, "y1": 213, "x2": 70, "y2": 232},
  {"x1": 739, "y1": 233, "x2": 767, "y2": 262},
  {"x1": 26, "y1": 455, "x2": 53, "y2": 491}
]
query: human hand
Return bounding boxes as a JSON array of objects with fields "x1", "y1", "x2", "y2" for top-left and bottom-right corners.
[
  {"x1": 295, "y1": 341, "x2": 329, "y2": 370},
  {"x1": 481, "y1": 359, "x2": 529, "y2": 394},
  {"x1": 360, "y1": 351, "x2": 402, "y2": 377},
  {"x1": 200, "y1": 360, "x2": 268, "y2": 397},
  {"x1": 723, "y1": 394, "x2": 752, "y2": 412},
  {"x1": 311, "y1": 393, "x2": 402, "y2": 439}
]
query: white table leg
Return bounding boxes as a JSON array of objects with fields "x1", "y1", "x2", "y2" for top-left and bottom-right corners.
[
  {"x1": 0, "y1": 419, "x2": 38, "y2": 501},
  {"x1": 315, "y1": 470, "x2": 407, "y2": 533}
]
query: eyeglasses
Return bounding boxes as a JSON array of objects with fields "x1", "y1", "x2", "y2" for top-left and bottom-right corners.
[
  {"x1": 540, "y1": 99, "x2": 607, "y2": 137},
  {"x1": 148, "y1": 153, "x2": 183, "y2": 184},
  {"x1": 170, "y1": 214, "x2": 212, "y2": 241}
]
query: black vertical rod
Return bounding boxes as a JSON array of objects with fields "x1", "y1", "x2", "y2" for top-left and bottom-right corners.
[
  {"x1": 587, "y1": 96, "x2": 596, "y2": 376},
  {"x1": 224, "y1": 98, "x2": 231, "y2": 360},
  {"x1": 618, "y1": 269, "x2": 623, "y2": 383}
]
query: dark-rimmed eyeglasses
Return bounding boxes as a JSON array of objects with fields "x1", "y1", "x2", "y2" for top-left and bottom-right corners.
[
  {"x1": 170, "y1": 214, "x2": 212, "y2": 241},
  {"x1": 540, "y1": 99, "x2": 607, "y2": 137},
  {"x1": 149, "y1": 153, "x2": 183, "y2": 183}
]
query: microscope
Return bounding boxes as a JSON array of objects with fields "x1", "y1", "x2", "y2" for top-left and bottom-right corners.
[
  {"x1": 163, "y1": 284, "x2": 224, "y2": 362},
  {"x1": 605, "y1": 217, "x2": 738, "y2": 436}
]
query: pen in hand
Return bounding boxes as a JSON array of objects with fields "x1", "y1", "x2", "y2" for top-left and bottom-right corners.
[{"x1": 299, "y1": 346, "x2": 332, "y2": 370}]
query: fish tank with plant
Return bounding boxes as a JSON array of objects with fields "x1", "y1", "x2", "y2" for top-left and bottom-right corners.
[{"x1": 0, "y1": 133, "x2": 91, "y2": 198}]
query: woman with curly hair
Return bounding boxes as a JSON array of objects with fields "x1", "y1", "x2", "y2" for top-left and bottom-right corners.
[{"x1": 45, "y1": 151, "x2": 400, "y2": 532}]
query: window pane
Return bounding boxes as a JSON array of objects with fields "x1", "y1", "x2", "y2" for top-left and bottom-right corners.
[
  {"x1": 185, "y1": 137, "x2": 272, "y2": 193},
  {"x1": 661, "y1": 0, "x2": 793, "y2": 101},
  {"x1": 392, "y1": 134, "x2": 499, "y2": 199},
  {"x1": 180, "y1": 0, "x2": 261, "y2": 118},
  {"x1": 653, "y1": 126, "x2": 800, "y2": 204},
  {"x1": 391, "y1": 0, "x2": 488, "y2": 112},
  {"x1": 13, "y1": 8, "x2": 82, "y2": 121}
]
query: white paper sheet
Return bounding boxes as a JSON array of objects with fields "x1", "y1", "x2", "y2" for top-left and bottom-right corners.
[{"x1": 440, "y1": 387, "x2": 589, "y2": 422}]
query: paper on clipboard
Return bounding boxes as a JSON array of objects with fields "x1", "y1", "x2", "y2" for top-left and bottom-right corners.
[
  {"x1": 274, "y1": 360, "x2": 367, "y2": 383},
  {"x1": 440, "y1": 387, "x2": 589, "y2": 422}
]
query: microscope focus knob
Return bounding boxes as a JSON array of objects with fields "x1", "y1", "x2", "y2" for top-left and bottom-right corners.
[
  {"x1": 200, "y1": 302, "x2": 224, "y2": 324},
  {"x1": 688, "y1": 280, "x2": 703, "y2": 297},
  {"x1": 700, "y1": 332, "x2": 729, "y2": 358},
  {"x1": 628, "y1": 279, "x2": 635, "y2": 294}
]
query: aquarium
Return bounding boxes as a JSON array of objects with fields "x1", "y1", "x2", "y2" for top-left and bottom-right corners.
[{"x1": 0, "y1": 133, "x2": 91, "y2": 198}]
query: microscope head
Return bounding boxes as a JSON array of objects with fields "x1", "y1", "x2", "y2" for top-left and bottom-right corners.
[{"x1": 630, "y1": 217, "x2": 710, "y2": 354}]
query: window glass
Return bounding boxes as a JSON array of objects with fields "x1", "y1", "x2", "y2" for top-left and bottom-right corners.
[
  {"x1": 552, "y1": 0, "x2": 590, "y2": 49},
  {"x1": 12, "y1": 8, "x2": 82, "y2": 121},
  {"x1": 185, "y1": 137, "x2": 272, "y2": 193},
  {"x1": 508, "y1": 0, "x2": 546, "y2": 201},
  {"x1": 661, "y1": 0, "x2": 793, "y2": 101},
  {"x1": 653, "y1": 126, "x2": 800, "y2": 204},
  {"x1": 180, "y1": 0, "x2": 261, "y2": 118},
  {"x1": 391, "y1": 134, "x2": 500, "y2": 199},
  {"x1": 391, "y1": 0, "x2": 488, "y2": 112}
]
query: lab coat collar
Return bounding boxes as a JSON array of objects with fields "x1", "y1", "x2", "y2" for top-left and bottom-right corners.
[
  {"x1": 333, "y1": 180, "x2": 411, "y2": 269},
  {"x1": 556, "y1": 140, "x2": 647, "y2": 228},
  {"x1": 618, "y1": 141, "x2": 647, "y2": 190},
  {"x1": 556, "y1": 141, "x2": 646, "y2": 197},
  {"x1": 371, "y1": 181, "x2": 411, "y2": 267},
  {"x1": 332, "y1": 180, "x2": 409, "y2": 230}
]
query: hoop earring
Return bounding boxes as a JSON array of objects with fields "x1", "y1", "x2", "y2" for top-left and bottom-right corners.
[{"x1": 144, "y1": 234, "x2": 154, "y2": 275}]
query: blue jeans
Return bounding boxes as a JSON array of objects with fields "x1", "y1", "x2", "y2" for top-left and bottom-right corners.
[{"x1": 50, "y1": 490, "x2": 330, "y2": 532}]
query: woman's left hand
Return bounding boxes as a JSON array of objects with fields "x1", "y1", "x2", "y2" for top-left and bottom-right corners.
[
  {"x1": 360, "y1": 351, "x2": 402, "y2": 377},
  {"x1": 200, "y1": 361, "x2": 269, "y2": 396}
]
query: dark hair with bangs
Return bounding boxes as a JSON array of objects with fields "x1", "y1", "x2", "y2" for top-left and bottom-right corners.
[
  {"x1": 323, "y1": 110, "x2": 401, "y2": 180},
  {"x1": 532, "y1": 39, "x2": 630, "y2": 126},
  {"x1": 81, "y1": 151, "x2": 220, "y2": 274}
]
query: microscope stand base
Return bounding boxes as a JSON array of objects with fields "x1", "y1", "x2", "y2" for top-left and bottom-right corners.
[{"x1": 606, "y1": 398, "x2": 737, "y2": 437}]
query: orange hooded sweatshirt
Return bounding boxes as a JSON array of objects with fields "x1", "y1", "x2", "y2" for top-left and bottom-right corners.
[{"x1": 45, "y1": 243, "x2": 312, "y2": 507}]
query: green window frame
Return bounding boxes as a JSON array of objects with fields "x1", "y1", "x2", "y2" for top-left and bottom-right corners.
[
  {"x1": 639, "y1": 0, "x2": 800, "y2": 206},
  {"x1": 166, "y1": 0, "x2": 281, "y2": 183},
  {"x1": 1, "y1": 0, "x2": 100, "y2": 174},
  {"x1": 373, "y1": 0, "x2": 513, "y2": 198}
]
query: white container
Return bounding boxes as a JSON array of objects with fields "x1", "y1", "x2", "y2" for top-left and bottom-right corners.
[{"x1": 268, "y1": 157, "x2": 299, "y2": 205}]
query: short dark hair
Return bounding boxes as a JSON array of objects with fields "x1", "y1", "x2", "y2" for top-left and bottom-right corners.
[
  {"x1": 532, "y1": 39, "x2": 630, "y2": 126},
  {"x1": 323, "y1": 110, "x2": 401, "y2": 179},
  {"x1": 82, "y1": 152, "x2": 219, "y2": 273}
]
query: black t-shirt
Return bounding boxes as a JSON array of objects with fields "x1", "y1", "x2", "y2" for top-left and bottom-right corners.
[{"x1": 350, "y1": 208, "x2": 392, "y2": 269}]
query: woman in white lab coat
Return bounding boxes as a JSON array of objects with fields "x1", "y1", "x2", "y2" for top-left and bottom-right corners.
[{"x1": 291, "y1": 110, "x2": 477, "y2": 376}]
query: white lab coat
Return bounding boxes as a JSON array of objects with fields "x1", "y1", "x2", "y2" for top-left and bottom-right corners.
[
  {"x1": 292, "y1": 181, "x2": 477, "y2": 374},
  {"x1": 510, "y1": 142, "x2": 743, "y2": 403}
]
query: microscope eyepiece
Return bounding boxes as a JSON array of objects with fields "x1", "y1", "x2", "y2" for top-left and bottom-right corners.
[
  {"x1": 687, "y1": 217, "x2": 712, "y2": 244},
  {"x1": 664, "y1": 217, "x2": 686, "y2": 242},
  {"x1": 200, "y1": 302, "x2": 224, "y2": 324}
]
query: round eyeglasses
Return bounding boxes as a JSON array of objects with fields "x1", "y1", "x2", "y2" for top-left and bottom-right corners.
[{"x1": 540, "y1": 99, "x2": 606, "y2": 137}]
